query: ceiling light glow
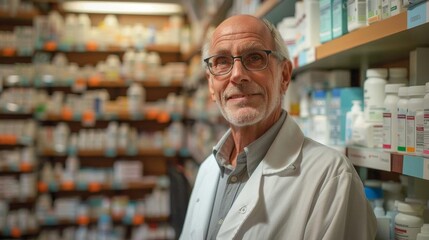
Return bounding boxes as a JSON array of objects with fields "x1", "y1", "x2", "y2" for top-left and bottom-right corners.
[{"x1": 62, "y1": 1, "x2": 183, "y2": 15}]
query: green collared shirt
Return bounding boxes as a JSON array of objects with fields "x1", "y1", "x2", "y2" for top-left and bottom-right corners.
[{"x1": 206, "y1": 110, "x2": 287, "y2": 240}]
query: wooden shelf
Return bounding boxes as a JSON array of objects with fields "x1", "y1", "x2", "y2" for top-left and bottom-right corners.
[
  {"x1": 40, "y1": 148, "x2": 175, "y2": 158},
  {"x1": 0, "y1": 11, "x2": 37, "y2": 26},
  {"x1": 255, "y1": 0, "x2": 295, "y2": 25},
  {"x1": 39, "y1": 215, "x2": 169, "y2": 228},
  {"x1": 0, "y1": 56, "x2": 32, "y2": 64},
  {"x1": 295, "y1": 12, "x2": 429, "y2": 72},
  {"x1": 346, "y1": 146, "x2": 429, "y2": 181}
]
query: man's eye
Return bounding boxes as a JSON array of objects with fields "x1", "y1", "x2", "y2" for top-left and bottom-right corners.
[
  {"x1": 246, "y1": 53, "x2": 263, "y2": 62},
  {"x1": 214, "y1": 57, "x2": 230, "y2": 66}
]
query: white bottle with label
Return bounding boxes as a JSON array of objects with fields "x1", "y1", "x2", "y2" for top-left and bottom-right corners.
[
  {"x1": 395, "y1": 201, "x2": 424, "y2": 240},
  {"x1": 417, "y1": 224, "x2": 429, "y2": 240},
  {"x1": 406, "y1": 85, "x2": 425, "y2": 156},
  {"x1": 383, "y1": 83, "x2": 406, "y2": 152},
  {"x1": 346, "y1": 100, "x2": 362, "y2": 145},
  {"x1": 127, "y1": 83, "x2": 145, "y2": 115},
  {"x1": 423, "y1": 83, "x2": 429, "y2": 157},
  {"x1": 364, "y1": 68, "x2": 388, "y2": 123},
  {"x1": 397, "y1": 86, "x2": 409, "y2": 153}
]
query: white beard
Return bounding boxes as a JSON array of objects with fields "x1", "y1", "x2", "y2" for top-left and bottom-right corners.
[{"x1": 215, "y1": 82, "x2": 281, "y2": 127}]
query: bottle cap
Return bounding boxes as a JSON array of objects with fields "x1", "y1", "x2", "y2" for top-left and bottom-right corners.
[
  {"x1": 398, "y1": 87, "x2": 408, "y2": 97},
  {"x1": 385, "y1": 84, "x2": 406, "y2": 93},
  {"x1": 366, "y1": 68, "x2": 388, "y2": 78},
  {"x1": 407, "y1": 85, "x2": 425, "y2": 97},
  {"x1": 421, "y1": 224, "x2": 429, "y2": 234},
  {"x1": 397, "y1": 201, "x2": 424, "y2": 215}
]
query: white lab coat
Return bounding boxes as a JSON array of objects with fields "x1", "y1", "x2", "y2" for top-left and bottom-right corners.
[{"x1": 180, "y1": 115, "x2": 377, "y2": 240}]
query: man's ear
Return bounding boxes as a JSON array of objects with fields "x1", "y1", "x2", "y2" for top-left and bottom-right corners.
[
  {"x1": 207, "y1": 71, "x2": 216, "y2": 101},
  {"x1": 280, "y1": 60, "x2": 293, "y2": 95}
]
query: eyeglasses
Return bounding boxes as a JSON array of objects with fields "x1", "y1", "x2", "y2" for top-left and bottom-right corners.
[{"x1": 203, "y1": 50, "x2": 282, "y2": 76}]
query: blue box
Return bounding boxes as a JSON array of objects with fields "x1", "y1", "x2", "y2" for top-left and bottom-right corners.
[
  {"x1": 407, "y1": 0, "x2": 429, "y2": 29},
  {"x1": 328, "y1": 87, "x2": 363, "y2": 145}
]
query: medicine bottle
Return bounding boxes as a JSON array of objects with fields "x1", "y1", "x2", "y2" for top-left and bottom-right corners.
[
  {"x1": 423, "y1": 83, "x2": 429, "y2": 158},
  {"x1": 389, "y1": 68, "x2": 408, "y2": 84},
  {"x1": 397, "y1": 87, "x2": 409, "y2": 153},
  {"x1": 406, "y1": 85, "x2": 425, "y2": 156},
  {"x1": 346, "y1": 100, "x2": 362, "y2": 145},
  {"x1": 383, "y1": 83, "x2": 405, "y2": 152},
  {"x1": 417, "y1": 224, "x2": 429, "y2": 240},
  {"x1": 364, "y1": 68, "x2": 387, "y2": 123},
  {"x1": 395, "y1": 201, "x2": 424, "y2": 240}
]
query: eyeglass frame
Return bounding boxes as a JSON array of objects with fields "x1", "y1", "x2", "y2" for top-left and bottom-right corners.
[{"x1": 203, "y1": 50, "x2": 285, "y2": 76}]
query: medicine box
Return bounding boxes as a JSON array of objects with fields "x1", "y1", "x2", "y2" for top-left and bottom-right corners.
[{"x1": 407, "y1": 0, "x2": 429, "y2": 28}]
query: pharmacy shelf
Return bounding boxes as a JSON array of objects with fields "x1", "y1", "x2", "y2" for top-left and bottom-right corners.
[
  {"x1": 295, "y1": 12, "x2": 429, "y2": 73},
  {"x1": 4, "y1": 198, "x2": 36, "y2": 210},
  {"x1": 347, "y1": 146, "x2": 391, "y2": 171},
  {"x1": 346, "y1": 146, "x2": 429, "y2": 180},
  {"x1": 40, "y1": 148, "x2": 180, "y2": 158},
  {"x1": 37, "y1": 43, "x2": 182, "y2": 66},
  {"x1": 38, "y1": 179, "x2": 157, "y2": 196},
  {"x1": 0, "y1": 56, "x2": 32, "y2": 64},
  {"x1": 39, "y1": 215, "x2": 169, "y2": 228},
  {"x1": 0, "y1": 230, "x2": 38, "y2": 239},
  {"x1": 0, "y1": 11, "x2": 36, "y2": 26},
  {"x1": 255, "y1": 0, "x2": 295, "y2": 25},
  {"x1": 0, "y1": 167, "x2": 35, "y2": 175}
]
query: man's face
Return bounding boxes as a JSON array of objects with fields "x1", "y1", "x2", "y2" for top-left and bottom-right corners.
[{"x1": 207, "y1": 16, "x2": 290, "y2": 127}]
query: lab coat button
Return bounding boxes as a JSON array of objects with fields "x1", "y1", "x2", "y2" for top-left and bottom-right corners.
[
  {"x1": 230, "y1": 176, "x2": 238, "y2": 183},
  {"x1": 196, "y1": 198, "x2": 200, "y2": 202},
  {"x1": 218, "y1": 219, "x2": 223, "y2": 225},
  {"x1": 239, "y1": 206, "x2": 247, "y2": 214}
]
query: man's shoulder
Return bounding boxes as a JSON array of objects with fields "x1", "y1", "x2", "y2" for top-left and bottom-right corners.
[{"x1": 301, "y1": 137, "x2": 353, "y2": 171}]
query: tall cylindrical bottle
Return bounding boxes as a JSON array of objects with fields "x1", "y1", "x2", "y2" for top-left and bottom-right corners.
[
  {"x1": 406, "y1": 85, "x2": 425, "y2": 156},
  {"x1": 364, "y1": 68, "x2": 388, "y2": 123},
  {"x1": 383, "y1": 83, "x2": 405, "y2": 152},
  {"x1": 397, "y1": 87, "x2": 409, "y2": 153}
]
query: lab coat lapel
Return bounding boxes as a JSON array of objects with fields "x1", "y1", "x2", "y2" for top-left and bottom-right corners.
[
  {"x1": 217, "y1": 162, "x2": 263, "y2": 239},
  {"x1": 190, "y1": 157, "x2": 220, "y2": 239},
  {"x1": 216, "y1": 115, "x2": 304, "y2": 239}
]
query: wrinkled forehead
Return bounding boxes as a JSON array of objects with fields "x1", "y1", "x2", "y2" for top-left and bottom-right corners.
[{"x1": 210, "y1": 16, "x2": 274, "y2": 53}]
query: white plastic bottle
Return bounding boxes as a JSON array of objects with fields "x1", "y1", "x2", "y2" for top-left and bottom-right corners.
[
  {"x1": 417, "y1": 224, "x2": 429, "y2": 240},
  {"x1": 383, "y1": 83, "x2": 406, "y2": 152},
  {"x1": 311, "y1": 90, "x2": 329, "y2": 145},
  {"x1": 389, "y1": 68, "x2": 408, "y2": 84},
  {"x1": 406, "y1": 85, "x2": 425, "y2": 156},
  {"x1": 397, "y1": 86, "x2": 409, "y2": 153},
  {"x1": 127, "y1": 83, "x2": 145, "y2": 115},
  {"x1": 395, "y1": 201, "x2": 424, "y2": 240},
  {"x1": 364, "y1": 68, "x2": 388, "y2": 123},
  {"x1": 423, "y1": 83, "x2": 429, "y2": 157},
  {"x1": 54, "y1": 123, "x2": 70, "y2": 154},
  {"x1": 346, "y1": 100, "x2": 362, "y2": 145}
]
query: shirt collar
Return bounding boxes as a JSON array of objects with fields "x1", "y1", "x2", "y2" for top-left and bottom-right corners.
[{"x1": 212, "y1": 110, "x2": 287, "y2": 176}]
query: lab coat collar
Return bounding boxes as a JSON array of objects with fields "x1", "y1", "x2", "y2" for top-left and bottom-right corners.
[{"x1": 261, "y1": 113, "x2": 304, "y2": 175}]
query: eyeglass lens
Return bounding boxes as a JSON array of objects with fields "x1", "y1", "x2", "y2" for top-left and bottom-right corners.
[{"x1": 208, "y1": 50, "x2": 269, "y2": 75}]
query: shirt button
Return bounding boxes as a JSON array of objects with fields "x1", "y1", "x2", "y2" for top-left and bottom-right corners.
[
  {"x1": 218, "y1": 219, "x2": 223, "y2": 225},
  {"x1": 230, "y1": 176, "x2": 238, "y2": 183},
  {"x1": 239, "y1": 206, "x2": 247, "y2": 214}
]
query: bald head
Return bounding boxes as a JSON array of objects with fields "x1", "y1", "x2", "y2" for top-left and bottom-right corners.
[{"x1": 202, "y1": 15, "x2": 290, "y2": 63}]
